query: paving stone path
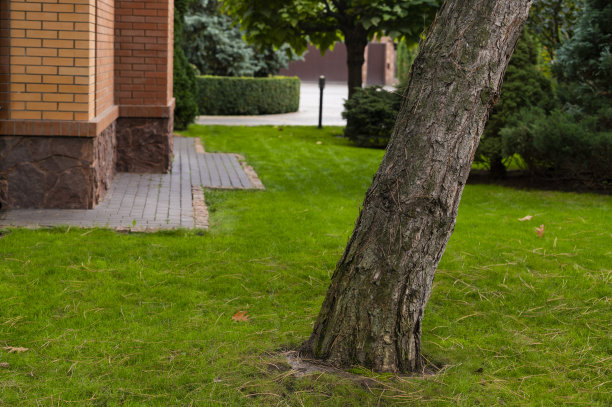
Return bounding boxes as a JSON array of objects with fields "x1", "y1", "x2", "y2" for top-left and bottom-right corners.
[{"x1": 0, "y1": 137, "x2": 262, "y2": 231}]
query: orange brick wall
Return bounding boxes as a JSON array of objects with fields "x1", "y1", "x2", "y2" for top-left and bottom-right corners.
[
  {"x1": 115, "y1": 0, "x2": 173, "y2": 109},
  {"x1": 167, "y1": 2, "x2": 172, "y2": 102},
  {"x1": 0, "y1": 0, "x2": 9, "y2": 120},
  {"x1": 7, "y1": 0, "x2": 96, "y2": 121},
  {"x1": 0, "y1": 0, "x2": 173, "y2": 137},
  {"x1": 96, "y1": 0, "x2": 114, "y2": 116}
]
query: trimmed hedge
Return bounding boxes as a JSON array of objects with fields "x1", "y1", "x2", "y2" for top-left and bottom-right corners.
[{"x1": 196, "y1": 76, "x2": 300, "y2": 115}]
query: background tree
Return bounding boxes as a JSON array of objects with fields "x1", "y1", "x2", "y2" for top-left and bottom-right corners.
[
  {"x1": 527, "y1": 0, "x2": 580, "y2": 59},
  {"x1": 183, "y1": 0, "x2": 295, "y2": 77},
  {"x1": 475, "y1": 30, "x2": 554, "y2": 178},
  {"x1": 301, "y1": 0, "x2": 533, "y2": 373},
  {"x1": 223, "y1": 0, "x2": 440, "y2": 98},
  {"x1": 501, "y1": 0, "x2": 612, "y2": 180},
  {"x1": 553, "y1": 0, "x2": 611, "y2": 111}
]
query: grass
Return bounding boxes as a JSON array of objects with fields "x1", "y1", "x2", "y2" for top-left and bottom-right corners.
[
  {"x1": 471, "y1": 154, "x2": 526, "y2": 171},
  {"x1": 0, "y1": 124, "x2": 610, "y2": 406}
]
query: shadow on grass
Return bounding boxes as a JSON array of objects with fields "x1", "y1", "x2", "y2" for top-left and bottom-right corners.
[{"x1": 468, "y1": 169, "x2": 611, "y2": 195}]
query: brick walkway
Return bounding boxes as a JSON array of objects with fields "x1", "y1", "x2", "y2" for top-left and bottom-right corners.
[{"x1": 0, "y1": 137, "x2": 262, "y2": 231}]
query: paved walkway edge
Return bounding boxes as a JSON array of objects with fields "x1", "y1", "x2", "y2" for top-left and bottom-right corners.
[
  {"x1": 234, "y1": 154, "x2": 265, "y2": 190},
  {"x1": 192, "y1": 186, "x2": 209, "y2": 229},
  {"x1": 0, "y1": 138, "x2": 262, "y2": 231}
]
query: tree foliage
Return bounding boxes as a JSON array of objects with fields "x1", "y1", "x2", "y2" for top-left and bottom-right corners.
[
  {"x1": 527, "y1": 0, "x2": 580, "y2": 59},
  {"x1": 183, "y1": 0, "x2": 295, "y2": 77},
  {"x1": 476, "y1": 30, "x2": 554, "y2": 177},
  {"x1": 223, "y1": 0, "x2": 439, "y2": 97},
  {"x1": 501, "y1": 0, "x2": 612, "y2": 181},
  {"x1": 223, "y1": 0, "x2": 438, "y2": 54},
  {"x1": 396, "y1": 39, "x2": 419, "y2": 87},
  {"x1": 554, "y1": 0, "x2": 612, "y2": 109}
]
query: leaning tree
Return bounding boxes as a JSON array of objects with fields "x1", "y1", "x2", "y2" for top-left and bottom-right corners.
[{"x1": 301, "y1": 0, "x2": 534, "y2": 372}]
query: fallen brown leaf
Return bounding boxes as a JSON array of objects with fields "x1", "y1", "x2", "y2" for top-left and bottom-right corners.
[
  {"x1": 518, "y1": 215, "x2": 534, "y2": 221},
  {"x1": 3, "y1": 346, "x2": 28, "y2": 353},
  {"x1": 535, "y1": 224, "x2": 545, "y2": 238},
  {"x1": 232, "y1": 310, "x2": 250, "y2": 322}
]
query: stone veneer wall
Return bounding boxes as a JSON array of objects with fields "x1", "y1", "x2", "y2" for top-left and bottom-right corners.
[
  {"x1": 115, "y1": 116, "x2": 173, "y2": 173},
  {"x1": 0, "y1": 123, "x2": 115, "y2": 209},
  {"x1": 93, "y1": 121, "x2": 116, "y2": 203}
]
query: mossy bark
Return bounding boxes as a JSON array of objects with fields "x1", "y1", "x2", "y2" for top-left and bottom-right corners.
[{"x1": 302, "y1": 0, "x2": 534, "y2": 373}]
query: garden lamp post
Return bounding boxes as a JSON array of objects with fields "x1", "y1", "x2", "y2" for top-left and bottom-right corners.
[{"x1": 318, "y1": 75, "x2": 325, "y2": 129}]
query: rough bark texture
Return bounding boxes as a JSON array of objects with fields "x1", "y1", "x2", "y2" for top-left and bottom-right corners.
[
  {"x1": 302, "y1": 0, "x2": 533, "y2": 373},
  {"x1": 344, "y1": 26, "x2": 368, "y2": 99},
  {"x1": 0, "y1": 123, "x2": 116, "y2": 209},
  {"x1": 115, "y1": 117, "x2": 173, "y2": 174}
]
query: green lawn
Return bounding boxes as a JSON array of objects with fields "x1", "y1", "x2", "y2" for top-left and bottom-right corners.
[{"x1": 1, "y1": 125, "x2": 610, "y2": 406}]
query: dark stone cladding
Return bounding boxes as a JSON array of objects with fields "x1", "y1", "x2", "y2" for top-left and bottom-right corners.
[
  {"x1": 0, "y1": 122, "x2": 116, "y2": 209},
  {"x1": 115, "y1": 116, "x2": 174, "y2": 173}
]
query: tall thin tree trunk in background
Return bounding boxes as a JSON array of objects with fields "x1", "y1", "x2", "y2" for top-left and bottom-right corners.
[
  {"x1": 344, "y1": 26, "x2": 368, "y2": 99},
  {"x1": 302, "y1": 0, "x2": 533, "y2": 373}
]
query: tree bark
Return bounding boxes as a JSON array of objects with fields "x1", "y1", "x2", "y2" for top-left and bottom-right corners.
[
  {"x1": 344, "y1": 26, "x2": 368, "y2": 99},
  {"x1": 302, "y1": 0, "x2": 533, "y2": 373}
]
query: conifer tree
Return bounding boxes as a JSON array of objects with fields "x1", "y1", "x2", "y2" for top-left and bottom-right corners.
[{"x1": 476, "y1": 31, "x2": 553, "y2": 177}]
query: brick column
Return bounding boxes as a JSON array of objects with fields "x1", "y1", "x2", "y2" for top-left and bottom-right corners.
[
  {"x1": 114, "y1": 0, "x2": 174, "y2": 173},
  {"x1": 0, "y1": 0, "x2": 174, "y2": 209},
  {"x1": 0, "y1": 0, "x2": 118, "y2": 209}
]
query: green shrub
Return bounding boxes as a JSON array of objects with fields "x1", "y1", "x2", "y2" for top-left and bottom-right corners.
[
  {"x1": 173, "y1": 0, "x2": 199, "y2": 130},
  {"x1": 396, "y1": 39, "x2": 418, "y2": 88},
  {"x1": 174, "y1": 49, "x2": 199, "y2": 130},
  {"x1": 342, "y1": 87, "x2": 402, "y2": 148},
  {"x1": 500, "y1": 0, "x2": 612, "y2": 183},
  {"x1": 196, "y1": 76, "x2": 300, "y2": 115},
  {"x1": 476, "y1": 30, "x2": 554, "y2": 177},
  {"x1": 501, "y1": 107, "x2": 612, "y2": 181}
]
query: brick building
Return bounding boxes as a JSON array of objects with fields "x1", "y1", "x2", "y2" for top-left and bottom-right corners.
[{"x1": 0, "y1": 0, "x2": 175, "y2": 209}]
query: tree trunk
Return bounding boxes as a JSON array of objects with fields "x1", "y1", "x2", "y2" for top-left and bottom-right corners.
[
  {"x1": 344, "y1": 26, "x2": 368, "y2": 99},
  {"x1": 302, "y1": 0, "x2": 533, "y2": 373},
  {"x1": 490, "y1": 154, "x2": 508, "y2": 179}
]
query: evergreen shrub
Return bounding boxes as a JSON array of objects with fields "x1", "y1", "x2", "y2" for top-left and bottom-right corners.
[
  {"x1": 342, "y1": 87, "x2": 402, "y2": 148},
  {"x1": 173, "y1": 0, "x2": 199, "y2": 130},
  {"x1": 502, "y1": 0, "x2": 612, "y2": 182},
  {"x1": 476, "y1": 31, "x2": 553, "y2": 177},
  {"x1": 396, "y1": 39, "x2": 418, "y2": 88},
  {"x1": 196, "y1": 76, "x2": 300, "y2": 115},
  {"x1": 501, "y1": 108, "x2": 612, "y2": 180},
  {"x1": 183, "y1": 0, "x2": 294, "y2": 78},
  {"x1": 174, "y1": 50, "x2": 199, "y2": 129}
]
